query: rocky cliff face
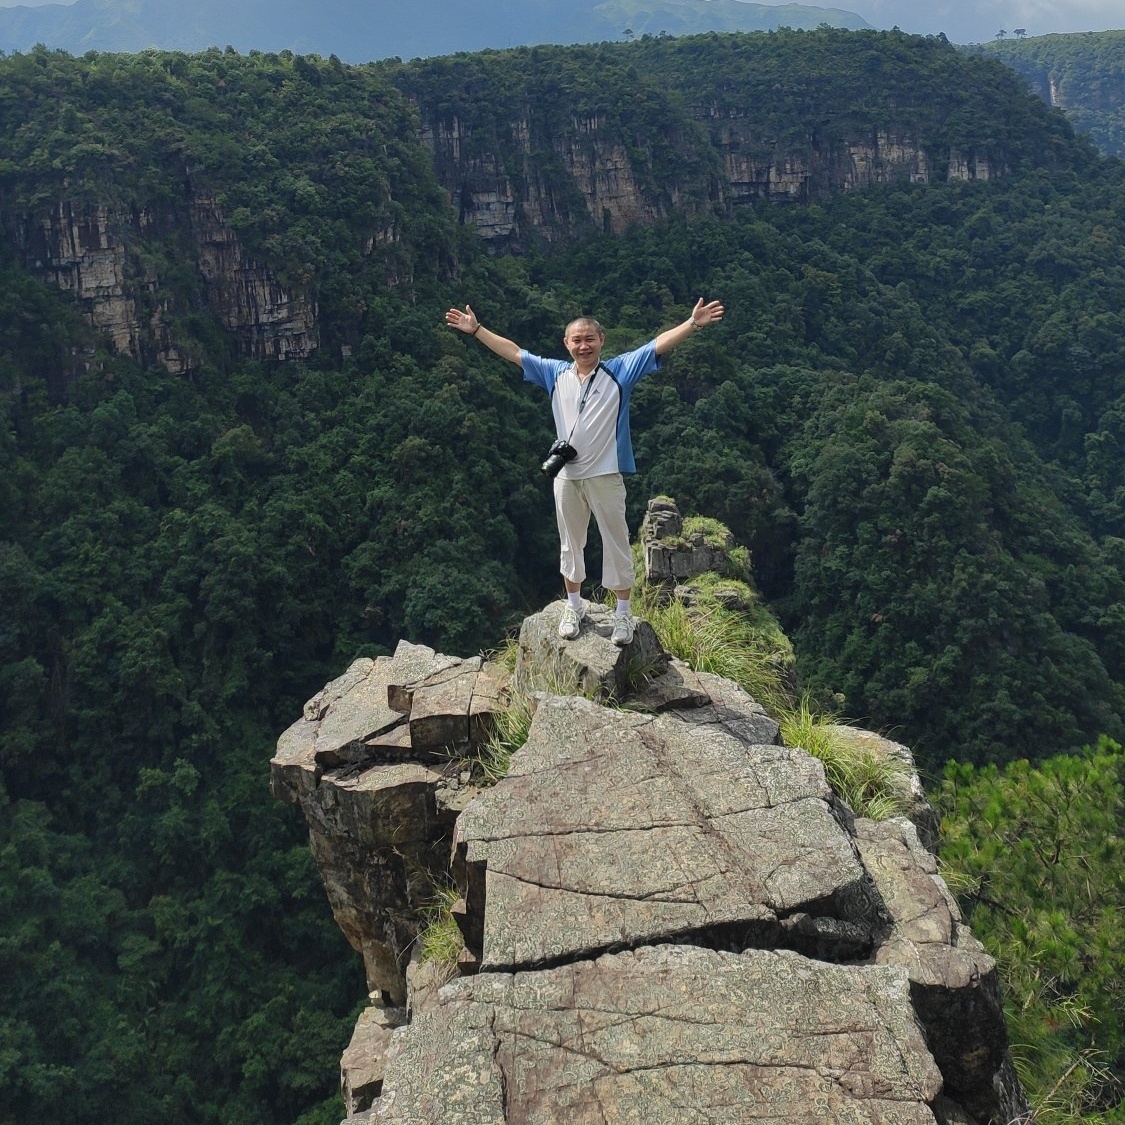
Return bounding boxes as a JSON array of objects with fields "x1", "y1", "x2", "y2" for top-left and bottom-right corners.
[
  {"x1": 11, "y1": 195, "x2": 318, "y2": 374},
  {"x1": 415, "y1": 105, "x2": 999, "y2": 250},
  {"x1": 270, "y1": 509, "x2": 1031, "y2": 1124}
]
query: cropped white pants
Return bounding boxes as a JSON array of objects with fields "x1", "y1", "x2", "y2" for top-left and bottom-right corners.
[{"x1": 553, "y1": 473, "x2": 634, "y2": 592}]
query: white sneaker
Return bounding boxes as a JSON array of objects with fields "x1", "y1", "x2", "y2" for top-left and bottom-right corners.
[
  {"x1": 558, "y1": 603, "x2": 585, "y2": 639},
  {"x1": 611, "y1": 613, "x2": 635, "y2": 647}
]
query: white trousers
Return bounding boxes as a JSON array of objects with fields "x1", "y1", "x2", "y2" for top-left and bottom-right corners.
[{"x1": 553, "y1": 473, "x2": 634, "y2": 592}]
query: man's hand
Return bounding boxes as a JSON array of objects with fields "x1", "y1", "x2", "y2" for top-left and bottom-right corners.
[
  {"x1": 444, "y1": 305, "x2": 523, "y2": 365},
  {"x1": 445, "y1": 304, "x2": 479, "y2": 334},
  {"x1": 691, "y1": 298, "x2": 725, "y2": 327},
  {"x1": 654, "y1": 297, "x2": 726, "y2": 355}
]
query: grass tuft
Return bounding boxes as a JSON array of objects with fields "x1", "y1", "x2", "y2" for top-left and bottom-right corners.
[
  {"x1": 776, "y1": 696, "x2": 915, "y2": 820},
  {"x1": 471, "y1": 691, "x2": 536, "y2": 785},
  {"x1": 416, "y1": 883, "x2": 464, "y2": 976},
  {"x1": 631, "y1": 582, "x2": 792, "y2": 708}
]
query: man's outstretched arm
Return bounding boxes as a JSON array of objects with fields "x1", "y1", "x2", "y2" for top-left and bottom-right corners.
[
  {"x1": 445, "y1": 304, "x2": 523, "y2": 365},
  {"x1": 653, "y1": 298, "x2": 724, "y2": 356}
]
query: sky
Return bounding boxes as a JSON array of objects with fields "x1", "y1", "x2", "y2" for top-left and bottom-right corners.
[
  {"x1": 0, "y1": 0, "x2": 1120, "y2": 44},
  {"x1": 843, "y1": 0, "x2": 1125, "y2": 42}
]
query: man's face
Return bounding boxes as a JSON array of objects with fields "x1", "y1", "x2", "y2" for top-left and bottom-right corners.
[{"x1": 563, "y1": 324, "x2": 605, "y2": 368}]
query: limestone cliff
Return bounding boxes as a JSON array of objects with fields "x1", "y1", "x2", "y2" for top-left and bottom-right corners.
[
  {"x1": 410, "y1": 103, "x2": 1000, "y2": 250},
  {"x1": 270, "y1": 504, "x2": 1031, "y2": 1124},
  {"x1": 10, "y1": 195, "x2": 318, "y2": 374}
]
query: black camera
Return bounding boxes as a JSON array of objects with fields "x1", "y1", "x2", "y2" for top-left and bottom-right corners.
[{"x1": 540, "y1": 439, "x2": 578, "y2": 478}]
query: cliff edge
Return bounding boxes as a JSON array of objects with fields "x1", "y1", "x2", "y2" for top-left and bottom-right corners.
[{"x1": 270, "y1": 503, "x2": 1031, "y2": 1125}]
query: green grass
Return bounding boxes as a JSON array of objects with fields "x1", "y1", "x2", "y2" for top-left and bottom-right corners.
[
  {"x1": 471, "y1": 689, "x2": 536, "y2": 784},
  {"x1": 633, "y1": 578, "x2": 914, "y2": 822},
  {"x1": 775, "y1": 695, "x2": 914, "y2": 820},
  {"x1": 631, "y1": 580, "x2": 793, "y2": 708},
  {"x1": 416, "y1": 883, "x2": 464, "y2": 975}
]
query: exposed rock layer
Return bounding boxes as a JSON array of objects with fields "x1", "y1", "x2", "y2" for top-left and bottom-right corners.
[
  {"x1": 270, "y1": 603, "x2": 1031, "y2": 1125},
  {"x1": 419, "y1": 106, "x2": 1001, "y2": 250},
  {"x1": 12, "y1": 196, "x2": 318, "y2": 373}
]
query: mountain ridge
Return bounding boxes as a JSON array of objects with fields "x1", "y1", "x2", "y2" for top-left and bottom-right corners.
[{"x1": 0, "y1": 0, "x2": 873, "y2": 62}]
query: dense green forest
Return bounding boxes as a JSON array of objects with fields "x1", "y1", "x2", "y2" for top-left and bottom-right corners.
[
  {"x1": 1, "y1": 31, "x2": 1122, "y2": 1123},
  {"x1": 975, "y1": 31, "x2": 1125, "y2": 157},
  {"x1": 940, "y1": 738, "x2": 1123, "y2": 1121}
]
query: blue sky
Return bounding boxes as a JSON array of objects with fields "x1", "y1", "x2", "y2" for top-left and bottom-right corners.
[{"x1": 0, "y1": 0, "x2": 1120, "y2": 45}]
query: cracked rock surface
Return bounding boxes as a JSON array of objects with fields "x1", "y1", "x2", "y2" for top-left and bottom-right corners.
[
  {"x1": 374, "y1": 946, "x2": 943, "y2": 1125},
  {"x1": 454, "y1": 693, "x2": 876, "y2": 969},
  {"x1": 272, "y1": 607, "x2": 1031, "y2": 1124}
]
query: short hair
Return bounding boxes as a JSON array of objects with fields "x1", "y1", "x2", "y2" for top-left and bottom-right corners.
[{"x1": 564, "y1": 316, "x2": 605, "y2": 338}]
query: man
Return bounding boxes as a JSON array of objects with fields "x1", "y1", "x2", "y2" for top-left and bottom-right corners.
[{"x1": 445, "y1": 298, "x2": 724, "y2": 644}]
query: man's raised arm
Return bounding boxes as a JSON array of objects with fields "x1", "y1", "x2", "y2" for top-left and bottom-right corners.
[
  {"x1": 653, "y1": 298, "x2": 724, "y2": 356},
  {"x1": 445, "y1": 304, "x2": 523, "y2": 365}
]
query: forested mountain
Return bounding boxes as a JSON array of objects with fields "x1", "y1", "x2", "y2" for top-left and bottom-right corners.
[
  {"x1": 974, "y1": 31, "x2": 1125, "y2": 157},
  {"x1": 0, "y1": 0, "x2": 871, "y2": 61},
  {"x1": 1, "y1": 29, "x2": 1122, "y2": 1124}
]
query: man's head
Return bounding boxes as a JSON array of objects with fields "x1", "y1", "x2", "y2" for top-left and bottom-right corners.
[{"x1": 563, "y1": 316, "x2": 606, "y2": 372}]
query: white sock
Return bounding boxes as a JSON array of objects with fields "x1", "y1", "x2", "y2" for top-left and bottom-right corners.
[
  {"x1": 616, "y1": 598, "x2": 631, "y2": 617},
  {"x1": 567, "y1": 591, "x2": 583, "y2": 610}
]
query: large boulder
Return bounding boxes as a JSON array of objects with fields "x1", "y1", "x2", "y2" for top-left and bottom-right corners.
[
  {"x1": 272, "y1": 609, "x2": 1030, "y2": 1124},
  {"x1": 454, "y1": 692, "x2": 877, "y2": 969},
  {"x1": 514, "y1": 601, "x2": 667, "y2": 702},
  {"x1": 373, "y1": 947, "x2": 944, "y2": 1124},
  {"x1": 269, "y1": 641, "x2": 508, "y2": 1005}
]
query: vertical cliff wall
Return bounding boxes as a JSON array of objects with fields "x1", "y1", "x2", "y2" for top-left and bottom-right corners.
[
  {"x1": 10, "y1": 194, "x2": 318, "y2": 374},
  {"x1": 394, "y1": 34, "x2": 1022, "y2": 251}
]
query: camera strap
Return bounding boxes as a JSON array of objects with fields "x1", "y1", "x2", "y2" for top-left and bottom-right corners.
[{"x1": 565, "y1": 363, "x2": 603, "y2": 443}]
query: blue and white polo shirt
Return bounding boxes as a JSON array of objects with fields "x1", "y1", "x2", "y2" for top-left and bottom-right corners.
[{"x1": 519, "y1": 342, "x2": 659, "y2": 480}]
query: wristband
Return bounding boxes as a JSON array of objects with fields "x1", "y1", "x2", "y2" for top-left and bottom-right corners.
[{"x1": 471, "y1": 324, "x2": 481, "y2": 336}]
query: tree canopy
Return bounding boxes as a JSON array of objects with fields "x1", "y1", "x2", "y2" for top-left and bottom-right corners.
[{"x1": 1, "y1": 31, "x2": 1123, "y2": 1122}]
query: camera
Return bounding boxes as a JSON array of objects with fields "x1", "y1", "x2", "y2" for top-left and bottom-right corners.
[{"x1": 540, "y1": 439, "x2": 578, "y2": 478}]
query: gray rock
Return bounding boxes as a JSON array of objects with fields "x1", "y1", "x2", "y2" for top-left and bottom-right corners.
[
  {"x1": 304, "y1": 658, "x2": 375, "y2": 722},
  {"x1": 640, "y1": 497, "x2": 737, "y2": 586},
  {"x1": 312, "y1": 660, "x2": 409, "y2": 768},
  {"x1": 270, "y1": 649, "x2": 512, "y2": 1005},
  {"x1": 408, "y1": 656, "x2": 482, "y2": 751},
  {"x1": 373, "y1": 946, "x2": 943, "y2": 1124},
  {"x1": 675, "y1": 668, "x2": 783, "y2": 744},
  {"x1": 304, "y1": 761, "x2": 447, "y2": 1005},
  {"x1": 630, "y1": 655, "x2": 713, "y2": 711},
  {"x1": 855, "y1": 818, "x2": 1030, "y2": 1125},
  {"x1": 468, "y1": 660, "x2": 508, "y2": 744},
  {"x1": 639, "y1": 497, "x2": 683, "y2": 541},
  {"x1": 513, "y1": 602, "x2": 667, "y2": 703},
  {"x1": 271, "y1": 708, "x2": 321, "y2": 803},
  {"x1": 275, "y1": 646, "x2": 465, "y2": 780},
  {"x1": 385, "y1": 641, "x2": 463, "y2": 713},
  {"x1": 341, "y1": 1004, "x2": 406, "y2": 1116},
  {"x1": 454, "y1": 693, "x2": 877, "y2": 969}
]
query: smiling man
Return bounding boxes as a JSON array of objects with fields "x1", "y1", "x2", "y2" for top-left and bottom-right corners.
[{"x1": 445, "y1": 299, "x2": 724, "y2": 644}]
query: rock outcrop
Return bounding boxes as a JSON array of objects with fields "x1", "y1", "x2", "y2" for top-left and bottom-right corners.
[
  {"x1": 11, "y1": 196, "x2": 318, "y2": 374},
  {"x1": 271, "y1": 597, "x2": 1031, "y2": 1124}
]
